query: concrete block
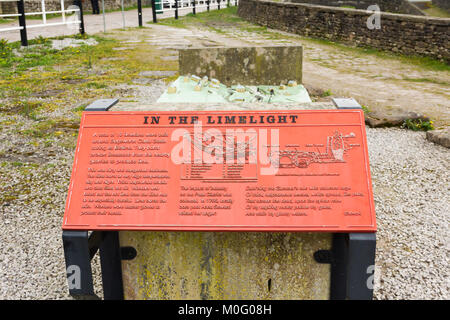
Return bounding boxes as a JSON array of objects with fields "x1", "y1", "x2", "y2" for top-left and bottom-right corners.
[
  {"x1": 179, "y1": 46, "x2": 303, "y2": 86},
  {"x1": 120, "y1": 231, "x2": 332, "y2": 300}
]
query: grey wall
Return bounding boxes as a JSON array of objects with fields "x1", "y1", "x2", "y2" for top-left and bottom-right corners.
[{"x1": 0, "y1": 1, "x2": 17, "y2": 14}]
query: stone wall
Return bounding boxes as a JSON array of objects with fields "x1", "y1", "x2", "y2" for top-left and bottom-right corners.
[
  {"x1": 433, "y1": 0, "x2": 450, "y2": 11},
  {"x1": 0, "y1": 1, "x2": 17, "y2": 14},
  {"x1": 238, "y1": 0, "x2": 450, "y2": 62},
  {"x1": 289, "y1": 0, "x2": 425, "y2": 15}
]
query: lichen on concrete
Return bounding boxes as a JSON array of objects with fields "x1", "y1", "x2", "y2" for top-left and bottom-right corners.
[
  {"x1": 179, "y1": 45, "x2": 303, "y2": 86},
  {"x1": 120, "y1": 231, "x2": 332, "y2": 300}
]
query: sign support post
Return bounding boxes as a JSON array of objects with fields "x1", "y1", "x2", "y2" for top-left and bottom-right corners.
[
  {"x1": 77, "y1": 0, "x2": 85, "y2": 35},
  {"x1": 62, "y1": 99, "x2": 123, "y2": 300},
  {"x1": 62, "y1": 230, "x2": 97, "y2": 299},
  {"x1": 329, "y1": 97, "x2": 376, "y2": 300},
  {"x1": 137, "y1": 0, "x2": 143, "y2": 27},
  {"x1": 16, "y1": 0, "x2": 28, "y2": 46},
  {"x1": 330, "y1": 233, "x2": 376, "y2": 300},
  {"x1": 99, "y1": 231, "x2": 124, "y2": 300},
  {"x1": 151, "y1": 0, "x2": 157, "y2": 23},
  {"x1": 175, "y1": 0, "x2": 178, "y2": 20}
]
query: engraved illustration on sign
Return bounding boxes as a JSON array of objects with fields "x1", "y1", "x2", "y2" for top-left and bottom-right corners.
[
  {"x1": 62, "y1": 110, "x2": 376, "y2": 232},
  {"x1": 181, "y1": 132, "x2": 258, "y2": 181},
  {"x1": 275, "y1": 131, "x2": 356, "y2": 169}
]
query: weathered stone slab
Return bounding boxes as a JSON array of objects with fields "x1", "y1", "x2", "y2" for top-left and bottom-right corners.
[
  {"x1": 332, "y1": 98, "x2": 362, "y2": 109},
  {"x1": 426, "y1": 127, "x2": 450, "y2": 148},
  {"x1": 160, "y1": 55, "x2": 178, "y2": 61},
  {"x1": 85, "y1": 98, "x2": 118, "y2": 111},
  {"x1": 179, "y1": 46, "x2": 303, "y2": 86},
  {"x1": 138, "y1": 70, "x2": 177, "y2": 77},
  {"x1": 365, "y1": 107, "x2": 429, "y2": 128},
  {"x1": 120, "y1": 232, "x2": 331, "y2": 300}
]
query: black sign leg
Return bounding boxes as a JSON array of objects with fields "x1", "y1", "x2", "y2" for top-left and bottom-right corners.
[
  {"x1": 175, "y1": 0, "x2": 178, "y2": 19},
  {"x1": 63, "y1": 100, "x2": 123, "y2": 300},
  {"x1": 73, "y1": 0, "x2": 85, "y2": 35},
  {"x1": 330, "y1": 233, "x2": 376, "y2": 300},
  {"x1": 151, "y1": 0, "x2": 157, "y2": 23},
  {"x1": 137, "y1": 0, "x2": 143, "y2": 27},
  {"x1": 347, "y1": 233, "x2": 376, "y2": 300},
  {"x1": 17, "y1": 0, "x2": 28, "y2": 47},
  {"x1": 99, "y1": 231, "x2": 124, "y2": 300},
  {"x1": 330, "y1": 233, "x2": 348, "y2": 300},
  {"x1": 62, "y1": 231, "x2": 98, "y2": 299}
]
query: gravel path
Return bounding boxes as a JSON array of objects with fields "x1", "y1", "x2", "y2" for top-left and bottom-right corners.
[{"x1": 367, "y1": 128, "x2": 449, "y2": 299}]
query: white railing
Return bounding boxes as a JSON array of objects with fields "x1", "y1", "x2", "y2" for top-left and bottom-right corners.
[
  {"x1": 24, "y1": 6, "x2": 81, "y2": 29},
  {"x1": 0, "y1": 0, "x2": 23, "y2": 32},
  {"x1": 154, "y1": 0, "x2": 238, "y2": 14},
  {"x1": 0, "y1": 0, "x2": 82, "y2": 43}
]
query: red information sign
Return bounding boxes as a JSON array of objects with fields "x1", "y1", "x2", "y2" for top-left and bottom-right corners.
[{"x1": 62, "y1": 110, "x2": 376, "y2": 232}]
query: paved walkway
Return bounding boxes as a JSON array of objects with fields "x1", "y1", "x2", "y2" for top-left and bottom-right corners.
[{"x1": 0, "y1": 7, "x2": 210, "y2": 42}]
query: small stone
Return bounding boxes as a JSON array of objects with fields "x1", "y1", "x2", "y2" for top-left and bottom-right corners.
[
  {"x1": 426, "y1": 128, "x2": 450, "y2": 148},
  {"x1": 139, "y1": 71, "x2": 177, "y2": 77},
  {"x1": 365, "y1": 108, "x2": 429, "y2": 128},
  {"x1": 160, "y1": 56, "x2": 178, "y2": 61},
  {"x1": 132, "y1": 78, "x2": 153, "y2": 85}
]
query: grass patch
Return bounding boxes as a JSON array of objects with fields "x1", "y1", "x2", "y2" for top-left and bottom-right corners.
[
  {"x1": 86, "y1": 81, "x2": 108, "y2": 89},
  {"x1": 0, "y1": 35, "x2": 116, "y2": 77},
  {"x1": 0, "y1": 18, "x2": 10, "y2": 24},
  {"x1": 154, "y1": 6, "x2": 241, "y2": 29},
  {"x1": 361, "y1": 105, "x2": 371, "y2": 114},
  {"x1": 402, "y1": 119, "x2": 435, "y2": 132},
  {"x1": 321, "y1": 89, "x2": 333, "y2": 97},
  {"x1": 15, "y1": 101, "x2": 44, "y2": 120},
  {"x1": 21, "y1": 118, "x2": 80, "y2": 138},
  {"x1": 423, "y1": 5, "x2": 450, "y2": 18},
  {"x1": 0, "y1": 31, "x2": 177, "y2": 128}
]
